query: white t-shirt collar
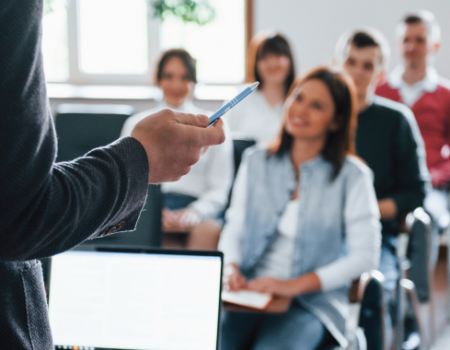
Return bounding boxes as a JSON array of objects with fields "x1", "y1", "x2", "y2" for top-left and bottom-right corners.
[
  {"x1": 254, "y1": 89, "x2": 284, "y2": 112},
  {"x1": 387, "y1": 65, "x2": 439, "y2": 106},
  {"x1": 388, "y1": 65, "x2": 439, "y2": 92}
]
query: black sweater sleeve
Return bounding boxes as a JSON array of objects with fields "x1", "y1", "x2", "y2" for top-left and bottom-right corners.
[
  {"x1": 0, "y1": 0, "x2": 149, "y2": 261},
  {"x1": 389, "y1": 113, "x2": 427, "y2": 214}
]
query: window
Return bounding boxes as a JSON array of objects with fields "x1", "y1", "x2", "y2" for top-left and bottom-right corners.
[
  {"x1": 42, "y1": 0, "x2": 248, "y2": 85},
  {"x1": 42, "y1": 0, "x2": 69, "y2": 81},
  {"x1": 161, "y1": 0, "x2": 245, "y2": 83},
  {"x1": 78, "y1": 0, "x2": 149, "y2": 75}
]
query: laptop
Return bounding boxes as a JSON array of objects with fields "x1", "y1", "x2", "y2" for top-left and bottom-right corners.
[{"x1": 47, "y1": 247, "x2": 223, "y2": 350}]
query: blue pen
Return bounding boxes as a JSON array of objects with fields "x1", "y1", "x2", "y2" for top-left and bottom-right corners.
[{"x1": 207, "y1": 82, "x2": 260, "y2": 128}]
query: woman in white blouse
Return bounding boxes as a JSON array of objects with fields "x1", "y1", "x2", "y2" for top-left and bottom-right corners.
[
  {"x1": 121, "y1": 49, "x2": 233, "y2": 250},
  {"x1": 225, "y1": 31, "x2": 296, "y2": 146},
  {"x1": 219, "y1": 67, "x2": 381, "y2": 350}
]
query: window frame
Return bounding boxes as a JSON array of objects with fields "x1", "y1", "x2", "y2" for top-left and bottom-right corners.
[
  {"x1": 65, "y1": 0, "x2": 159, "y2": 85},
  {"x1": 50, "y1": 0, "x2": 253, "y2": 86}
]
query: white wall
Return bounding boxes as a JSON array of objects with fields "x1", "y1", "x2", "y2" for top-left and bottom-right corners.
[{"x1": 254, "y1": 0, "x2": 450, "y2": 78}]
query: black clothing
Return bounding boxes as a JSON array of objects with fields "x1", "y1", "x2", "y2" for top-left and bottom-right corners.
[
  {"x1": 355, "y1": 97, "x2": 428, "y2": 236},
  {"x1": 0, "y1": 1, "x2": 149, "y2": 349}
]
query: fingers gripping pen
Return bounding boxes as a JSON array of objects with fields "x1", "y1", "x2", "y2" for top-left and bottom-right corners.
[{"x1": 207, "y1": 82, "x2": 259, "y2": 128}]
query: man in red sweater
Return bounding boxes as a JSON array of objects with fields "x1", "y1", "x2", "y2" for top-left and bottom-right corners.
[{"x1": 376, "y1": 10, "x2": 450, "y2": 236}]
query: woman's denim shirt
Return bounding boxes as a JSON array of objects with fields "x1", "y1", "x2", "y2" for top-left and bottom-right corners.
[{"x1": 234, "y1": 148, "x2": 381, "y2": 347}]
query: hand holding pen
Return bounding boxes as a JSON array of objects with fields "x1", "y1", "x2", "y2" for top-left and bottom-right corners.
[{"x1": 208, "y1": 82, "x2": 260, "y2": 127}]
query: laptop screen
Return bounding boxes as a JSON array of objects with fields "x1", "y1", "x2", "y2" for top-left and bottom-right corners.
[{"x1": 48, "y1": 249, "x2": 223, "y2": 350}]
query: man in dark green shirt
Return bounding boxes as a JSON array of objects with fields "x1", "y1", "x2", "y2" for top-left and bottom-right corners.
[{"x1": 334, "y1": 29, "x2": 429, "y2": 349}]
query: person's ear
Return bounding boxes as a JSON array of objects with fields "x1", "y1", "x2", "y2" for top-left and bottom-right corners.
[
  {"x1": 331, "y1": 57, "x2": 341, "y2": 70},
  {"x1": 431, "y1": 41, "x2": 441, "y2": 54},
  {"x1": 376, "y1": 69, "x2": 386, "y2": 84}
]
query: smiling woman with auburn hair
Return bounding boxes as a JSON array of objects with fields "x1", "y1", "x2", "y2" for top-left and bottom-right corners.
[
  {"x1": 268, "y1": 67, "x2": 358, "y2": 178},
  {"x1": 219, "y1": 67, "x2": 381, "y2": 349}
]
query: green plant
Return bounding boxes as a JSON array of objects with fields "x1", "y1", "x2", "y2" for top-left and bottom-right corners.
[
  {"x1": 44, "y1": 0, "x2": 55, "y2": 15},
  {"x1": 151, "y1": 0, "x2": 216, "y2": 25},
  {"x1": 44, "y1": 0, "x2": 67, "y2": 15}
]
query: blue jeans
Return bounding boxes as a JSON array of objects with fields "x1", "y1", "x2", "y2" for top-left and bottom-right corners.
[
  {"x1": 163, "y1": 192, "x2": 197, "y2": 211},
  {"x1": 378, "y1": 240, "x2": 399, "y2": 349},
  {"x1": 220, "y1": 301, "x2": 331, "y2": 350},
  {"x1": 164, "y1": 192, "x2": 225, "y2": 224}
]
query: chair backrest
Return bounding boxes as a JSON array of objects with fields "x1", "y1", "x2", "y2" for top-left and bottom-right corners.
[
  {"x1": 55, "y1": 103, "x2": 135, "y2": 162},
  {"x1": 223, "y1": 138, "x2": 257, "y2": 213},
  {"x1": 232, "y1": 138, "x2": 256, "y2": 178},
  {"x1": 405, "y1": 208, "x2": 433, "y2": 303},
  {"x1": 318, "y1": 271, "x2": 385, "y2": 350},
  {"x1": 358, "y1": 271, "x2": 385, "y2": 350},
  {"x1": 80, "y1": 184, "x2": 163, "y2": 249}
]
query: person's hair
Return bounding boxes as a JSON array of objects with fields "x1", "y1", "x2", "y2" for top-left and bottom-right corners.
[
  {"x1": 245, "y1": 31, "x2": 296, "y2": 96},
  {"x1": 156, "y1": 49, "x2": 197, "y2": 84},
  {"x1": 396, "y1": 10, "x2": 441, "y2": 44},
  {"x1": 268, "y1": 67, "x2": 358, "y2": 179},
  {"x1": 335, "y1": 28, "x2": 390, "y2": 71}
]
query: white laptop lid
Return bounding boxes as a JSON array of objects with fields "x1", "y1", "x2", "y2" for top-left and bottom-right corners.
[{"x1": 48, "y1": 248, "x2": 223, "y2": 350}]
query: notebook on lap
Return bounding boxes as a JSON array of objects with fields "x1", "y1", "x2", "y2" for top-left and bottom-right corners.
[{"x1": 48, "y1": 247, "x2": 223, "y2": 350}]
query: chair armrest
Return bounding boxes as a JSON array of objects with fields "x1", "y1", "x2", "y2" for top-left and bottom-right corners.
[
  {"x1": 356, "y1": 270, "x2": 385, "y2": 303},
  {"x1": 397, "y1": 213, "x2": 409, "y2": 234},
  {"x1": 357, "y1": 270, "x2": 386, "y2": 350},
  {"x1": 348, "y1": 270, "x2": 385, "y2": 304},
  {"x1": 397, "y1": 207, "x2": 431, "y2": 261},
  {"x1": 397, "y1": 207, "x2": 431, "y2": 236}
]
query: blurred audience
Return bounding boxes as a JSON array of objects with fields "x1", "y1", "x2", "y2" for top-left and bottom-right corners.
[
  {"x1": 376, "y1": 10, "x2": 450, "y2": 262},
  {"x1": 121, "y1": 49, "x2": 233, "y2": 250},
  {"x1": 219, "y1": 67, "x2": 381, "y2": 350},
  {"x1": 334, "y1": 28, "x2": 429, "y2": 349},
  {"x1": 224, "y1": 31, "x2": 296, "y2": 146}
]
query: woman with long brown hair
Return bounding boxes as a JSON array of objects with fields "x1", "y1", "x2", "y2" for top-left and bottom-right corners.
[
  {"x1": 225, "y1": 31, "x2": 296, "y2": 146},
  {"x1": 219, "y1": 67, "x2": 381, "y2": 349}
]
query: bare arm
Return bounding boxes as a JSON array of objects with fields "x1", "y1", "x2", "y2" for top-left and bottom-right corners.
[{"x1": 378, "y1": 198, "x2": 397, "y2": 221}]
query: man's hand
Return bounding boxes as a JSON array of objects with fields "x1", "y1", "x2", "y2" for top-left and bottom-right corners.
[
  {"x1": 378, "y1": 198, "x2": 397, "y2": 221},
  {"x1": 162, "y1": 209, "x2": 201, "y2": 232},
  {"x1": 131, "y1": 109, "x2": 225, "y2": 183}
]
